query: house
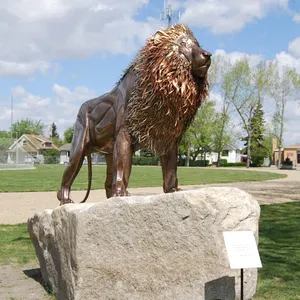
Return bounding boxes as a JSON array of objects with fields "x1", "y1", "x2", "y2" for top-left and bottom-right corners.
[
  {"x1": 58, "y1": 143, "x2": 71, "y2": 164},
  {"x1": 204, "y1": 145, "x2": 242, "y2": 164},
  {"x1": 273, "y1": 138, "x2": 300, "y2": 167},
  {"x1": 7, "y1": 134, "x2": 58, "y2": 164},
  {"x1": 58, "y1": 143, "x2": 106, "y2": 164}
]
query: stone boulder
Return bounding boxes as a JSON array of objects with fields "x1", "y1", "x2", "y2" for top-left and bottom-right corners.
[{"x1": 28, "y1": 187, "x2": 260, "y2": 300}]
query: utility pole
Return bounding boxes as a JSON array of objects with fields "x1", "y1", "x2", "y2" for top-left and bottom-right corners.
[
  {"x1": 10, "y1": 95, "x2": 14, "y2": 139},
  {"x1": 160, "y1": 0, "x2": 180, "y2": 27}
]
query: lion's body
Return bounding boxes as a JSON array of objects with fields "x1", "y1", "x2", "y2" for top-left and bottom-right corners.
[{"x1": 57, "y1": 24, "x2": 211, "y2": 204}]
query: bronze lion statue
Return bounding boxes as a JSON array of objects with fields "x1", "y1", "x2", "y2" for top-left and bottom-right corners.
[{"x1": 57, "y1": 24, "x2": 211, "y2": 205}]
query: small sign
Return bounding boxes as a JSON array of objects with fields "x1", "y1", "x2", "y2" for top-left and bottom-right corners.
[{"x1": 223, "y1": 231, "x2": 262, "y2": 269}]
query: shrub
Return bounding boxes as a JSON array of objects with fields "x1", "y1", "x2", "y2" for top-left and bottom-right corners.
[
  {"x1": 223, "y1": 162, "x2": 247, "y2": 167},
  {"x1": 178, "y1": 159, "x2": 210, "y2": 167},
  {"x1": 43, "y1": 149, "x2": 60, "y2": 164},
  {"x1": 219, "y1": 159, "x2": 228, "y2": 166},
  {"x1": 132, "y1": 156, "x2": 159, "y2": 166}
]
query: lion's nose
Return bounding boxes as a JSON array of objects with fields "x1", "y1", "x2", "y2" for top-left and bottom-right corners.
[{"x1": 203, "y1": 51, "x2": 212, "y2": 57}]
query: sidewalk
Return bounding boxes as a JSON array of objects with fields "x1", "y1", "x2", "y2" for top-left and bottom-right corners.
[{"x1": 0, "y1": 167, "x2": 299, "y2": 224}]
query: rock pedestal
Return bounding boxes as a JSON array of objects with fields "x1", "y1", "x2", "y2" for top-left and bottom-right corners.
[{"x1": 28, "y1": 187, "x2": 260, "y2": 300}]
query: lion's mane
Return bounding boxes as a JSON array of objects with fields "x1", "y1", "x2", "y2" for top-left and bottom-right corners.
[{"x1": 125, "y1": 24, "x2": 208, "y2": 155}]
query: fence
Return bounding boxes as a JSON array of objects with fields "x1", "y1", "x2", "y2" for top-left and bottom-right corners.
[{"x1": 0, "y1": 138, "x2": 35, "y2": 170}]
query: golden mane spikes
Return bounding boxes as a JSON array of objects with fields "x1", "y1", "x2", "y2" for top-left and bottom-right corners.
[{"x1": 126, "y1": 24, "x2": 208, "y2": 155}]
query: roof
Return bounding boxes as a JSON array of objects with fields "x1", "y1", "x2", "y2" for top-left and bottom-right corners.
[
  {"x1": 58, "y1": 143, "x2": 71, "y2": 151},
  {"x1": 273, "y1": 143, "x2": 300, "y2": 151},
  {"x1": 223, "y1": 144, "x2": 240, "y2": 151},
  {"x1": 8, "y1": 134, "x2": 58, "y2": 152},
  {"x1": 284, "y1": 143, "x2": 300, "y2": 150}
]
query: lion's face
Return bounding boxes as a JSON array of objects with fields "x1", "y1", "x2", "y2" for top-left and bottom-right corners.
[{"x1": 174, "y1": 34, "x2": 211, "y2": 78}]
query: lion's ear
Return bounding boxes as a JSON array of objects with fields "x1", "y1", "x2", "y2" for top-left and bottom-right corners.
[{"x1": 151, "y1": 30, "x2": 165, "y2": 45}]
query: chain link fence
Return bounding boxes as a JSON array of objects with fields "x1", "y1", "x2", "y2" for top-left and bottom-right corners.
[{"x1": 0, "y1": 138, "x2": 35, "y2": 170}]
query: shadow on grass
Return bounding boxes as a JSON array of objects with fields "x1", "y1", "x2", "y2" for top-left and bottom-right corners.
[{"x1": 13, "y1": 236, "x2": 31, "y2": 242}]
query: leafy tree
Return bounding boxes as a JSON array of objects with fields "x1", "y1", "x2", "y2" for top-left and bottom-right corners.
[
  {"x1": 0, "y1": 131, "x2": 10, "y2": 138},
  {"x1": 226, "y1": 59, "x2": 272, "y2": 168},
  {"x1": 213, "y1": 58, "x2": 234, "y2": 167},
  {"x1": 212, "y1": 112, "x2": 232, "y2": 166},
  {"x1": 64, "y1": 125, "x2": 74, "y2": 143},
  {"x1": 179, "y1": 100, "x2": 217, "y2": 165},
  {"x1": 11, "y1": 118, "x2": 45, "y2": 138},
  {"x1": 270, "y1": 64, "x2": 300, "y2": 168}
]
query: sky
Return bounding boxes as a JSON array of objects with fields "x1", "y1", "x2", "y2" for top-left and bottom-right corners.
[{"x1": 0, "y1": 0, "x2": 300, "y2": 146}]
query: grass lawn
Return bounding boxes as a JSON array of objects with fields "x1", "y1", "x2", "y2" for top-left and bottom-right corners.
[
  {"x1": 0, "y1": 164, "x2": 286, "y2": 192},
  {"x1": 254, "y1": 202, "x2": 300, "y2": 300},
  {"x1": 0, "y1": 202, "x2": 299, "y2": 299}
]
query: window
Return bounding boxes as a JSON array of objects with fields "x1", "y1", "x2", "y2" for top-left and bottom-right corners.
[
  {"x1": 22, "y1": 140, "x2": 27, "y2": 145},
  {"x1": 44, "y1": 142, "x2": 52, "y2": 147},
  {"x1": 222, "y1": 150, "x2": 229, "y2": 157}
]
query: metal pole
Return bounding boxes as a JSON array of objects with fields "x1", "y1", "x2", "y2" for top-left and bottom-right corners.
[
  {"x1": 10, "y1": 95, "x2": 13, "y2": 139},
  {"x1": 241, "y1": 268, "x2": 244, "y2": 300}
]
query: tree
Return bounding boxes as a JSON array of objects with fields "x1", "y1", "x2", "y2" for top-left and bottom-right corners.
[
  {"x1": 226, "y1": 59, "x2": 272, "y2": 168},
  {"x1": 11, "y1": 118, "x2": 45, "y2": 138},
  {"x1": 64, "y1": 125, "x2": 74, "y2": 143},
  {"x1": 49, "y1": 122, "x2": 59, "y2": 139},
  {"x1": 0, "y1": 131, "x2": 10, "y2": 138},
  {"x1": 270, "y1": 64, "x2": 300, "y2": 168},
  {"x1": 242, "y1": 101, "x2": 266, "y2": 166},
  {"x1": 207, "y1": 56, "x2": 233, "y2": 167},
  {"x1": 179, "y1": 100, "x2": 217, "y2": 165}
]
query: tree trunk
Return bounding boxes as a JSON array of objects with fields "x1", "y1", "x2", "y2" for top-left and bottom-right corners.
[
  {"x1": 277, "y1": 103, "x2": 285, "y2": 169},
  {"x1": 186, "y1": 144, "x2": 190, "y2": 167},
  {"x1": 216, "y1": 151, "x2": 221, "y2": 167},
  {"x1": 277, "y1": 145, "x2": 282, "y2": 169},
  {"x1": 247, "y1": 133, "x2": 251, "y2": 168}
]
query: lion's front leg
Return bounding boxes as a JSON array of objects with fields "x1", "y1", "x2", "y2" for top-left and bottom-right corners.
[
  {"x1": 111, "y1": 129, "x2": 134, "y2": 197},
  {"x1": 160, "y1": 147, "x2": 182, "y2": 193}
]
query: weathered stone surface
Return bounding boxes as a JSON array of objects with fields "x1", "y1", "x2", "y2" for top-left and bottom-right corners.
[{"x1": 28, "y1": 187, "x2": 260, "y2": 300}]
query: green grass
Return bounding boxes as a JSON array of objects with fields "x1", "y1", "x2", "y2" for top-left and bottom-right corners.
[
  {"x1": 0, "y1": 164, "x2": 286, "y2": 192},
  {"x1": 0, "y1": 224, "x2": 37, "y2": 265},
  {"x1": 254, "y1": 202, "x2": 300, "y2": 300},
  {"x1": 0, "y1": 202, "x2": 299, "y2": 299}
]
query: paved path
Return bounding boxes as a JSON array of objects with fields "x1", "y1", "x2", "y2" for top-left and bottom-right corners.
[{"x1": 0, "y1": 167, "x2": 299, "y2": 224}]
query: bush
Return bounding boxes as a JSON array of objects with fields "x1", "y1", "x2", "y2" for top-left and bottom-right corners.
[
  {"x1": 44, "y1": 156, "x2": 59, "y2": 164},
  {"x1": 43, "y1": 149, "x2": 60, "y2": 164},
  {"x1": 250, "y1": 155, "x2": 265, "y2": 167},
  {"x1": 132, "y1": 156, "x2": 159, "y2": 166},
  {"x1": 178, "y1": 159, "x2": 210, "y2": 167},
  {"x1": 223, "y1": 162, "x2": 247, "y2": 167},
  {"x1": 219, "y1": 159, "x2": 228, "y2": 166}
]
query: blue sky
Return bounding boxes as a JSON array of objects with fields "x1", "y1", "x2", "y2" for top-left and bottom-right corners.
[{"x1": 0, "y1": 0, "x2": 300, "y2": 145}]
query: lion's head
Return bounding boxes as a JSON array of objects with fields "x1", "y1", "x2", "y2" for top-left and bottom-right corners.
[{"x1": 126, "y1": 24, "x2": 211, "y2": 155}]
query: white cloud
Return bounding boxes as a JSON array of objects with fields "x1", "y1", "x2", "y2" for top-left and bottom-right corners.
[
  {"x1": 0, "y1": 84, "x2": 96, "y2": 136},
  {"x1": 272, "y1": 51, "x2": 300, "y2": 73},
  {"x1": 288, "y1": 37, "x2": 300, "y2": 58},
  {"x1": 0, "y1": 0, "x2": 160, "y2": 77},
  {"x1": 293, "y1": 13, "x2": 300, "y2": 23},
  {"x1": 0, "y1": 60, "x2": 56, "y2": 77},
  {"x1": 214, "y1": 49, "x2": 264, "y2": 66},
  {"x1": 180, "y1": 0, "x2": 289, "y2": 34}
]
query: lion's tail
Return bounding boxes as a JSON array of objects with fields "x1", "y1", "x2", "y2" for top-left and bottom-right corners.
[{"x1": 80, "y1": 153, "x2": 92, "y2": 203}]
